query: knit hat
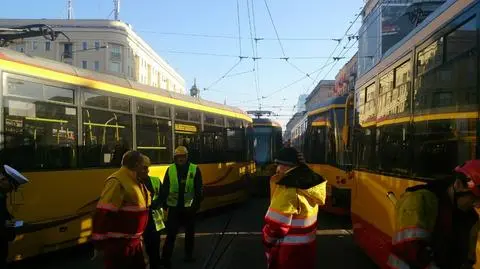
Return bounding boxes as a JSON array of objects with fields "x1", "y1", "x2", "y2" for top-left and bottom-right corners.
[{"x1": 275, "y1": 147, "x2": 304, "y2": 166}]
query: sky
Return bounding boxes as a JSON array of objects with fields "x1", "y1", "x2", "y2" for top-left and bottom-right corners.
[{"x1": 1, "y1": 0, "x2": 362, "y2": 128}]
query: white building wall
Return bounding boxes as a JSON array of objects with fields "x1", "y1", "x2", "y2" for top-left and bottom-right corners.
[{"x1": 0, "y1": 19, "x2": 185, "y2": 94}]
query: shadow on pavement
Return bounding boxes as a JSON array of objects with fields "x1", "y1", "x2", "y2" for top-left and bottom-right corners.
[{"x1": 10, "y1": 198, "x2": 377, "y2": 269}]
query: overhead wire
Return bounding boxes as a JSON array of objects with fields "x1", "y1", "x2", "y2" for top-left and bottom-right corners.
[
  {"x1": 231, "y1": 4, "x2": 363, "y2": 107},
  {"x1": 236, "y1": 0, "x2": 243, "y2": 57},
  {"x1": 203, "y1": 0, "x2": 247, "y2": 92},
  {"x1": 263, "y1": 0, "x2": 312, "y2": 80},
  {"x1": 307, "y1": 5, "x2": 363, "y2": 90},
  {"x1": 263, "y1": 0, "x2": 285, "y2": 57},
  {"x1": 229, "y1": 60, "x2": 336, "y2": 106},
  {"x1": 136, "y1": 30, "x2": 345, "y2": 41},
  {"x1": 159, "y1": 50, "x2": 344, "y2": 59},
  {"x1": 246, "y1": 0, "x2": 261, "y2": 108},
  {"x1": 252, "y1": 0, "x2": 262, "y2": 110}
]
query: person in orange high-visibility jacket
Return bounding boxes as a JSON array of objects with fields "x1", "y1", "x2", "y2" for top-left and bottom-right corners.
[
  {"x1": 388, "y1": 160, "x2": 480, "y2": 269},
  {"x1": 263, "y1": 147, "x2": 326, "y2": 269},
  {"x1": 92, "y1": 150, "x2": 151, "y2": 269}
]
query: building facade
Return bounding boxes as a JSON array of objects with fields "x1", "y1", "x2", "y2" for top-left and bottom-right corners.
[
  {"x1": 0, "y1": 19, "x2": 185, "y2": 94},
  {"x1": 284, "y1": 111, "x2": 307, "y2": 142},
  {"x1": 305, "y1": 80, "x2": 335, "y2": 112},
  {"x1": 334, "y1": 54, "x2": 358, "y2": 97},
  {"x1": 296, "y1": 94, "x2": 308, "y2": 113}
]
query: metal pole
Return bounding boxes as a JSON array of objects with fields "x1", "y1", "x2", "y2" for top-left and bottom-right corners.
[
  {"x1": 114, "y1": 0, "x2": 120, "y2": 21},
  {"x1": 67, "y1": 0, "x2": 73, "y2": 20}
]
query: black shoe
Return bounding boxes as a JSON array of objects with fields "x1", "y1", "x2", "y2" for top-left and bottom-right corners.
[{"x1": 183, "y1": 257, "x2": 196, "y2": 263}]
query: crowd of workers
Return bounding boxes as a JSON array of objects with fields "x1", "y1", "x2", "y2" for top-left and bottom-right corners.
[
  {"x1": 90, "y1": 146, "x2": 202, "y2": 269},
  {"x1": 0, "y1": 144, "x2": 479, "y2": 268}
]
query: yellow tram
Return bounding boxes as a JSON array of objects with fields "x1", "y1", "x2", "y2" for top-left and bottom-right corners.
[
  {"x1": 0, "y1": 48, "x2": 254, "y2": 261},
  {"x1": 350, "y1": 0, "x2": 480, "y2": 267}
]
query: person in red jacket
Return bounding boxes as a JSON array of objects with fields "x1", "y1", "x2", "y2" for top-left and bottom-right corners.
[
  {"x1": 92, "y1": 151, "x2": 151, "y2": 269},
  {"x1": 389, "y1": 160, "x2": 480, "y2": 269}
]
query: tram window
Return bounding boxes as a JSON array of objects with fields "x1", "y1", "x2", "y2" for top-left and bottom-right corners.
[
  {"x1": 84, "y1": 92, "x2": 108, "y2": 108},
  {"x1": 6, "y1": 79, "x2": 44, "y2": 100},
  {"x1": 175, "y1": 108, "x2": 189, "y2": 121},
  {"x1": 228, "y1": 119, "x2": 242, "y2": 128},
  {"x1": 376, "y1": 61, "x2": 412, "y2": 175},
  {"x1": 253, "y1": 127, "x2": 273, "y2": 164},
  {"x1": 305, "y1": 126, "x2": 326, "y2": 164},
  {"x1": 204, "y1": 113, "x2": 224, "y2": 126},
  {"x1": 110, "y1": 96, "x2": 130, "y2": 112},
  {"x1": 333, "y1": 109, "x2": 347, "y2": 166},
  {"x1": 137, "y1": 101, "x2": 155, "y2": 115},
  {"x1": 44, "y1": 85, "x2": 74, "y2": 104},
  {"x1": 136, "y1": 116, "x2": 172, "y2": 164},
  {"x1": 155, "y1": 104, "x2": 170, "y2": 118},
  {"x1": 6, "y1": 78, "x2": 75, "y2": 105},
  {"x1": 3, "y1": 99, "x2": 78, "y2": 170},
  {"x1": 376, "y1": 124, "x2": 411, "y2": 175},
  {"x1": 81, "y1": 109, "x2": 132, "y2": 167},
  {"x1": 412, "y1": 18, "x2": 478, "y2": 179},
  {"x1": 417, "y1": 38, "x2": 443, "y2": 75},
  {"x1": 225, "y1": 128, "x2": 245, "y2": 161},
  {"x1": 354, "y1": 127, "x2": 376, "y2": 170},
  {"x1": 189, "y1": 111, "x2": 201, "y2": 122},
  {"x1": 174, "y1": 122, "x2": 201, "y2": 163},
  {"x1": 202, "y1": 125, "x2": 226, "y2": 163},
  {"x1": 446, "y1": 17, "x2": 477, "y2": 62}
]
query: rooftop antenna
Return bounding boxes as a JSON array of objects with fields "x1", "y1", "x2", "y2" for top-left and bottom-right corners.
[
  {"x1": 113, "y1": 0, "x2": 120, "y2": 21},
  {"x1": 67, "y1": 0, "x2": 73, "y2": 20}
]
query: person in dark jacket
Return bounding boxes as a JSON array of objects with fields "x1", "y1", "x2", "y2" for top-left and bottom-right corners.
[
  {"x1": 0, "y1": 165, "x2": 29, "y2": 268},
  {"x1": 139, "y1": 155, "x2": 165, "y2": 269},
  {"x1": 160, "y1": 146, "x2": 203, "y2": 269}
]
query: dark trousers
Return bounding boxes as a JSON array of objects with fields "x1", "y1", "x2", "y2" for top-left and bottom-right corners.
[
  {"x1": 161, "y1": 208, "x2": 196, "y2": 264},
  {"x1": 0, "y1": 241, "x2": 7, "y2": 269},
  {"x1": 144, "y1": 214, "x2": 162, "y2": 269}
]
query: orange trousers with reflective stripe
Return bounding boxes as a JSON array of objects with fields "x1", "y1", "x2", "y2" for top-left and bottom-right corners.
[{"x1": 102, "y1": 238, "x2": 146, "y2": 269}]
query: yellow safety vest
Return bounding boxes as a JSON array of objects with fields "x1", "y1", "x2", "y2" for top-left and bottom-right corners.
[
  {"x1": 167, "y1": 163, "x2": 197, "y2": 207},
  {"x1": 149, "y1": 176, "x2": 165, "y2": 231}
]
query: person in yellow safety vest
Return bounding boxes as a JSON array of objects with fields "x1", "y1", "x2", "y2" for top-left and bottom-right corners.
[
  {"x1": 92, "y1": 150, "x2": 151, "y2": 269},
  {"x1": 140, "y1": 155, "x2": 165, "y2": 269},
  {"x1": 388, "y1": 160, "x2": 480, "y2": 269},
  {"x1": 159, "y1": 146, "x2": 203, "y2": 269},
  {"x1": 263, "y1": 147, "x2": 327, "y2": 269}
]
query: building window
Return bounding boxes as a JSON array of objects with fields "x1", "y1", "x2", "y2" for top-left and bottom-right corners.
[
  {"x1": 32, "y1": 41, "x2": 38, "y2": 50},
  {"x1": 110, "y1": 45, "x2": 122, "y2": 61},
  {"x1": 94, "y1": 61, "x2": 100, "y2": 71},
  {"x1": 95, "y1": 41, "x2": 100, "y2": 51},
  {"x1": 109, "y1": 62, "x2": 121, "y2": 73},
  {"x1": 82, "y1": 41, "x2": 88, "y2": 50},
  {"x1": 45, "y1": 41, "x2": 51, "y2": 51},
  {"x1": 82, "y1": 61, "x2": 88, "y2": 69},
  {"x1": 63, "y1": 43, "x2": 73, "y2": 59}
]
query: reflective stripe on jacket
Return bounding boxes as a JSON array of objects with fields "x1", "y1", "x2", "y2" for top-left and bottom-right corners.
[
  {"x1": 388, "y1": 186, "x2": 479, "y2": 269},
  {"x1": 263, "y1": 166, "x2": 326, "y2": 269},
  {"x1": 388, "y1": 189, "x2": 438, "y2": 269},
  {"x1": 92, "y1": 167, "x2": 151, "y2": 244},
  {"x1": 167, "y1": 163, "x2": 197, "y2": 207}
]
